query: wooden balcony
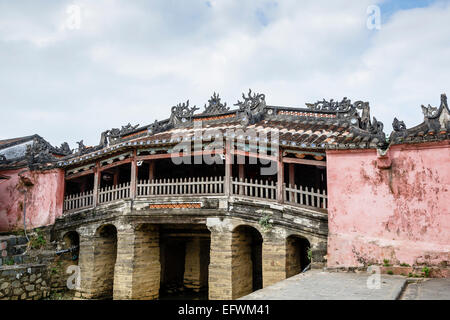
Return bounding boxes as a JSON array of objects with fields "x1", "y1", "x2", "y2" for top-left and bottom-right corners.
[{"x1": 63, "y1": 176, "x2": 327, "y2": 213}]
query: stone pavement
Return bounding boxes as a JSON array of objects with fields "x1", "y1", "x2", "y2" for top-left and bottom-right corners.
[
  {"x1": 400, "y1": 278, "x2": 450, "y2": 300},
  {"x1": 240, "y1": 270, "x2": 408, "y2": 300}
]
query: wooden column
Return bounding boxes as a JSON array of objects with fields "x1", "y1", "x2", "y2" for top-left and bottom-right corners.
[
  {"x1": 149, "y1": 160, "x2": 155, "y2": 182},
  {"x1": 80, "y1": 178, "x2": 87, "y2": 193},
  {"x1": 130, "y1": 150, "x2": 137, "y2": 199},
  {"x1": 224, "y1": 140, "x2": 232, "y2": 196},
  {"x1": 113, "y1": 167, "x2": 119, "y2": 186},
  {"x1": 92, "y1": 162, "x2": 100, "y2": 207},
  {"x1": 288, "y1": 163, "x2": 295, "y2": 201},
  {"x1": 238, "y1": 163, "x2": 244, "y2": 195},
  {"x1": 277, "y1": 149, "x2": 284, "y2": 203}
]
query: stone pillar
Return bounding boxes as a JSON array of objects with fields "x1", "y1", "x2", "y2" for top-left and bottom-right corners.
[
  {"x1": 75, "y1": 224, "x2": 117, "y2": 299},
  {"x1": 231, "y1": 227, "x2": 254, "y2": 299},
  {"x1": 113, "y1": 223, "x2": 161, "y2": 300},
  {"x1": 207, "y1": 218, "x2": 233, "y2": 300},
  {"x1": 183, "y1": 237, "x2": 208, "y2": 292},
  {"x1": 75, "y1": 227, "x2": 96, "y2": 299},
  {"x1": 310, "y1": 240, "x2": 327, "y2": 269},
  {"x1": 286, "y1": 236, "x2": 302, "y2": 278},
  {"x1": 113, "y1": 224, "x2": 135, "y2": 299},
  {"x1": 262, "y1": 232, "x2": 287, "y2": 288},
  {"x1": 132, "y1": 224, "x2": 161, "y2": 299}
]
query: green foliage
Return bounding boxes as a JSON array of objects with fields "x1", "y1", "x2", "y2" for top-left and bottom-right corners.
[
  {"x1": 258, "y1": 214, "x2": 273, "y2": 231},
  {"x1": 422, "y1": 267, "x2": 430, "y2": 278},
  {"x1": 30, "y1": 228, "x2": 46, "y2": 249},
  {"x1": 307, "y1": 247, "x2": 312, "y2": 261},
  {"x1": 387, "y1": 270, "x2": 394, "y2": 275},
  {"x1": 400, "y1": 263, "x2": 410, "y2": 267},
  {"x1": 5, "y1": 258, "x2": 14, "y2": 265},
  {"x1": 50, "y1": 267, "x2": 59, "y2": 275},
  {"x1": 48, "y1": 291, "x2": 63, "y2": 300},
  {"x1": 383, "y1": 259, "x2": 391, "y2": 267}
]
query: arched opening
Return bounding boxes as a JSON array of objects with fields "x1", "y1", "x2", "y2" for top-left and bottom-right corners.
[
  {"x1": 232, "y1": 225, "x2": 263, "y2": 299},
  {"x1": 62, "y1": 231, "x2": 80, "y2": 263},
  {"x1": 53, "y1": 231, "x2": 80, "y2": 294},
  {"x1": 93, "y1": 224, "x2": 117, "y2": 299},
  {"x1": 159, "y1": 224, "x2": 210, "y2": 300},
  {"x1": 286, "y1": 235, "x2": 311, "y2": 278}
]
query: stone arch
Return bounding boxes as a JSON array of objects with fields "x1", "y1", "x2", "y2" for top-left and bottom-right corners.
[
  {"x1": 62, "y1": 230, "x2": 80, "y2": 263},
  {"x1": 92, "y1": 224, "x2": 117, "y2": 299},
  {"x1": 285, "y1": 234, "x2": 311, "y2": 278},
  {"x1": 231, "y1": 224, "x2": 263, "y2": 299}
]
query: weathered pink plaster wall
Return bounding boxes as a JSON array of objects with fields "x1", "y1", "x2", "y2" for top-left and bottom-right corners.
[
  {"x1": 327, "y1": 141, "x2": 450, "y2": 268},
  {"x1": 0, "y1": 168, "x2": 64, "y2": 232}
]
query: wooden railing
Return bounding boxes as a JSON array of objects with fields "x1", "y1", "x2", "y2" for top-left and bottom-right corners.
[
  {"x1": 284, "y1": 184, "x2": 328, "y2": 209},
  {"x1": 63, "y1": 177, "x2": 327, "y2": 212},
  {"x1": 63, "y1": 190, "x2": 94, "y2": 212},
  {"x1": 98, "y1": 182, "x2": 131, "y2": 204},
  {"x1": 137, "y1": 177, "x2": 224, "y2": 197},
  {"x1": 231, "y1": 177, "x2": 277, "y2": 201}
]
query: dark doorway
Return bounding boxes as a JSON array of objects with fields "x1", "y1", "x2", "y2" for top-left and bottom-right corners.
[
  {"x1": 159, "y1": 224, "x2": 210, "y2": 300},
  {"x1": 286, "y1": 235, "x2": 311, "y2": 278}
]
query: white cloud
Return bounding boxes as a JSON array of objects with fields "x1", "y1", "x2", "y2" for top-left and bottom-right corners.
[{"x1": 0, "y1": 0, "x2": 449, "y2": 146}]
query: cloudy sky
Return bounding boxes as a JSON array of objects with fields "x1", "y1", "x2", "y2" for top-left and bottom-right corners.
[{"x1": 0, "y1": 0, "x2": 449, "y2": 148}]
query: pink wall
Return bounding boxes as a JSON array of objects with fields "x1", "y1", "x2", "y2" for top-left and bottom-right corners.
[
  {"x1": 326, "y1": 141, "x2": 450, "y2": 268},
  {"x1": 0, "y1": 168, "x2": 64, "y2": 232}
]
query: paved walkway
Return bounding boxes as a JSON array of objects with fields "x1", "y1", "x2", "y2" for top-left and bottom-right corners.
[
  {"x1": 241, "y1": 270, "x2": 407, "y2": 300},
  {"x1": 241, "y1": 270, "x2": 450, "y2": 300},
  {"x1": 400, "y1": 278, "x2": 450, "y2": 300}
]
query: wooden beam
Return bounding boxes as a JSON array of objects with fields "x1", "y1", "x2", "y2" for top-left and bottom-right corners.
[
  {"x1": 231, "y1": 149, "x2": 277, "y2": 162},
  {"x1": 136, "y1": 149, "x2": 224, "y2": 162},
  {"x1": 99, "y1": 158, "x2": 132, "y2": 172},
  {"x1": 282, "y1": 157, "x2": 326, "y2": 167},
  {"x1": 65, "y1": 168, "x2": 94, "y2": 181}
]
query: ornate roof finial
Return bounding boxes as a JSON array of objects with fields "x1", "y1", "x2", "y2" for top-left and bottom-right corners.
[
  {"x1": 234, "y1": 89, "x2": 266, "y2": 112},
  {"x1": 441, "y1": 93, "x2": 448, "y2": 109},
  {"x1": 169, "y1": 100, "x2": 199, "y2": 126},
  {"x1": 203, "y1": 92, "x2": 229, "y2": 114},
  {"x1": 54, "y1": 142, "x2": 73, "y2": 155},
  {"x1": 305, "y1": 97, "x2": 353, "y2": 112},
  {"x1": 421, "y1": 104, "x2": 438, "y2": 118},
  {"x1": 392, "y1": 117, "x2": 406, "y2": 132}
]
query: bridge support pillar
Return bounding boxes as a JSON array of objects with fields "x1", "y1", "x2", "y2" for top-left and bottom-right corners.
[
  {"x1": 262, "y1": 233, "x2": 287, "y2": 288},
  {"x1": 113, "y1": 223, "x2": 160, "y2": 300},
  {"x1": 207, "y1": 218, "x2": 233, "y2": 300},
  {"x1": 75, "y1": 227, "x2": 96, "y2": 299}
]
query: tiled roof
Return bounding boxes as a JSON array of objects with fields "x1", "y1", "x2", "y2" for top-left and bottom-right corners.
[
  {"x1": 2, "y1": 91, "x2": 448, "y2": 171},
  {"x1": 390, "y1": 94, "x2": 450, "y2": 144}
]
